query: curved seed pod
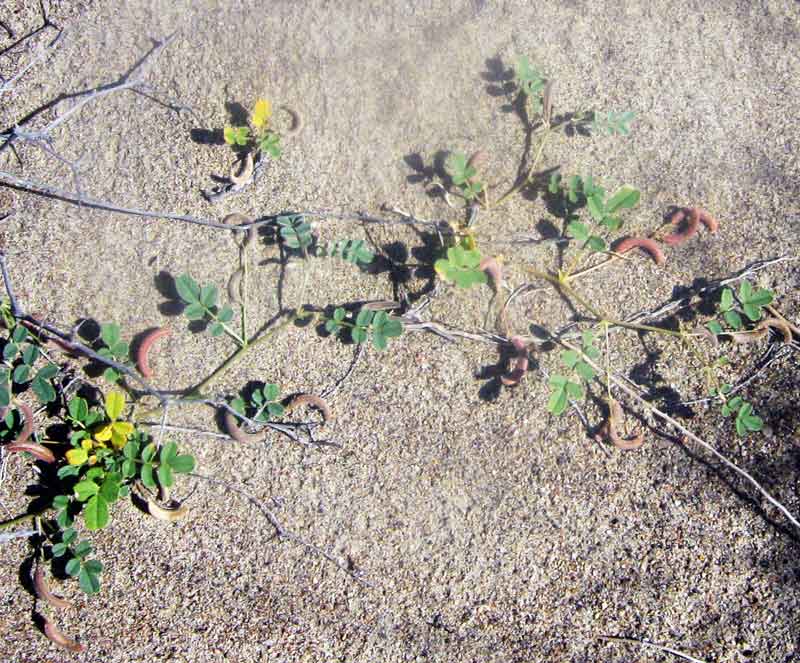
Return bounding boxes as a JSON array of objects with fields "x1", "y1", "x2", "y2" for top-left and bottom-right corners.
[
  {"x1": 146, "y1": 498, "x2": 188, "y2": 522},
  {"x1": 755, "y1": 317, "x2": 793, "y2": 343},
  {"x1": 6, "y1": 403, "x2": 53, "y2": 462},
  {"x1": 696, "y1": 208, "x2": 719, "y2": 233},
  {"x1": 362, "y1": 300, "x2": 401, "y2": 311},
  {"x1": 43, "y1": 618, "x2": 85, "y2": 652},
  {"x1": 613, "y1": 237, "x2": 666, "y2": 266},
  {"x1": 34, "y1": 566, "x2": 73, "y2": 610},
  {"x1": 229, "y1": 151, "x2": 254, "y2": 186},
  {"x1": 226, "y1": 268, "x2": 244, "y2": 304},
  {"x1": 136, "y1": 327, "x2": 171, "y2": 378},
  {"x1": 223, "y1": 410, "x2": 266, "y2": 443},
  {"x1": 663, "y1": 207, "x2": 700, "y2": 246},
  {"x1": 223, "y1": 213, "x2": 255, "y2": 247},
  {"x1": 729, "y1": 328, "x2": 769, "y2": 344},
  {"x1": 467, "y1": 150, "x2": 487, "y2": 172},
  {"x1": 501, "y1": 336, "x2": 529, "y2": 387},
  {"x1": 7, "y1": 441, "x2": 55, "y2": 463},
  {"x1": 285, "y1": 394, "x2": 332, "y2": 422},
  {"x1": 479, "y1": 257, "x2": 503, "y2": 293},
  {"x1": 600, "y1": 398, "x2": 644, "y2": 450},
  {"x1": 280, "y1": 105, "x2": 303, "y2": 135}
]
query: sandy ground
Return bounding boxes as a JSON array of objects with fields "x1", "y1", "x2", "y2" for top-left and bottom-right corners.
[{"x1": 1, "y1": 0, "x2": 799, "y2": 661}]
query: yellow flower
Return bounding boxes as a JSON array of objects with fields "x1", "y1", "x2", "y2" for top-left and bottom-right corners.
[
  {"x1": 252, "y1": 99, "x2": 272, "y2": 129},
  {"x1": 94, "y1": 421, "x2": 134, "y2": 449}
]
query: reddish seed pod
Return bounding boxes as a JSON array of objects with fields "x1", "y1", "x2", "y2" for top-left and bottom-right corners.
[
  {"x1": 598, "y1": 398, "x2": 644, "y2": 450},
  {"x1": 479, "y1": 257, "x2": 503, "y2": 292},
  {"x1": 663, "y1": 207, "x2": 700, "y2": 246},
  {"x1": 229, "y1": 151, "x2": 254, "y2": 186},
  {"x1": 136, "y1": 327, "x2": 171, "y2": 378},
  {"x1": 696, "y1": 208, "x2": 719, "y2": 233},
  {"x1": 223, "y1": 410, "x2": 266, "y2": 444},
  {"x1": 34, "y1": 566, "x2": 73, "y2": 610},
  {"x1": 281, "y1": 105, "x2": 303, "y2": 134},
  {"x1": 6, "y1": 403, "x2": 54, "y2": 462},
  {"x1": 467, "y1": 150, "x2": 487, "y2": 172},
  {"x1": 756, "y1": 317, "x2": 793, "y2": 343},
  {"x1": 613, "y1": 236, "x2": 666, "y2": 266},
  {"x1": 285, "y1": 394, "x2": 332, "y2": 422},
  {"x1": 501, "y1": 336, "x2": 529, "y2": 387},
  {"x1": 43, "y1": 618, "x2": 85, "y2": 652}
]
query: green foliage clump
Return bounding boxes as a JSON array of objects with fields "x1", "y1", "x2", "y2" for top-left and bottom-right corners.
[{"x1": 434, "y1": 244, "x2": 487, "y2": 289}]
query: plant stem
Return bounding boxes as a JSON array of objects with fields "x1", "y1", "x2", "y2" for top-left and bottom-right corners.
[
  {"x1": 561, "y1": 338, "x2": 800, "y2": 532},
  {"x1": 492, "y1": 127, "x2": 552, "y2": 208}
]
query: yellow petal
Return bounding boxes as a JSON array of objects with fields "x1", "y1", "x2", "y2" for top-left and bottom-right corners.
[
  {"x1": 81, "y1": 439, "x2": 93, "y2": 451},
  {"x1": 252, "y1": 99, "x2": 271, "y2": 129},
  {"x1": 94, "y1": 423, "x2": 113, "y2": 442},
  {"x1": 88, "y1": 455, "x2": 97, "y2": 465},
  {"x1": 105, "y1": 390, "x2": 125, "y2": 421},
  {"x1": 66, "y1": 448, "x2": 88, "y2": 466}
]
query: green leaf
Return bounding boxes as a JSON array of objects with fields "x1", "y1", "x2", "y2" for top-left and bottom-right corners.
[
  {"x1": 600, "y1": 216, "x2": 623, "y2": 231},
  {"x1": 100, "y1": 323, "x2": 121, "y2": 349},
  {"x1": 21, "y1": 345, "x2": 39, "y2": 366},
  {"x1": 52, "y1": 542, "x2": 68, "y2": 557},
  {"x1": 3, "y1": 342, "x2": 18, "y2": 361},
  {"x1": 742, "y1": 302, "x2": 760, "y2": 322},
  {"x1": 11, "y1": 326, "x2": 28, "y2": 343},
  {"x1": 230, "y1": 397, "x2": 246, "y2": 415},
  {"x1": 99, "y1": 476, "x2": 121, "y2": 502},
  {"x1": 383, "y1": 319, "x2": 403, "y2": 338},
  {"x1": 73, "y1": 540, "x2": 92, "y2": 558},
  {"x1": 586, "y1": 236, "x2": 606, "y2": 252},
  {"x1": 565, "y1": 381, "x2": 584, "y2": 399},
  {"x1": 707, "y1": 320, "x2": 724, "y2": 336},
  {"x1": 56, "y1": 509, "x2": 73, "y2": 529},
  {"x1": 184, "y1": 302, "x2": 206, "y2": 321},
  {"x1": 123, "y1": 438, "x2": 139, "y2": 459},
  {"x1": 122, "y1": 459, "x2": 136, "y2": 478},
  {"x1": 12, "y1": 364, "x2": 30, "y2": 383},
  {"x1": 73, "y1": 480, "x2": 99, "y2": 502},
  {"x1": 266, "y1": 402, "x2": 284, "y2": 418},
  {"x1": 0, "y1": 386, "x2": 8, "y2": 408},
  {"x1": 724, "y1": 310, "x2": 743, "y2": 330},
  {"x1": 575, "y1": 362, "x2": 595, "y2": 381},
  {"x1": 103, "y1": 367, "x2": 120, "y2": 384},
  {"x1": 200, "y1": 284, "x2": 218, "y2": 308},
  {"x1": 586, "y1": 194, "x2": 605, "y2": 221},
  {"x1": 57, "y1": 465, "x2": 80, "y2": 480},
  {"x1": 36, "y1": 363, "x2": 58, "y2": 380},
  {"x1": 62, "y1": 528, "x2": 77, "y2": 545},
  {"x1": 351, "y1": 327, "x2": 368, "y2": 344},
  {"x1": 560, "y1": 350, "x2": 580, "y2": 368},
  {"x1": 175, "y1": 274, "x2": 201, "y2": 304},
  {"x1": 567, "y1": 221, "x2": 589, "y2": 242},
  {"x1": 547, "y1": 387, "x2": 568, "y2": 415},
  {"x1": 209, "y1": 322, "x2": 224, "y2": 337},
  {"x1": 52, "y1": 495, "x2": 70, "y2": 510},
  {"x1": 606, "y1": 186, "x2": 640, "y2": 212},
  {"x1": 157, "y1": 463, "x2": 174, "y2": 488},
  {"x1": 356, "y1": 309, "x2": 374, "y2": 327},
  {"x1": 140, "y1": 463, "x2": 156, "y2": 490},
  {"x1": 68, "y1": 397, "x2": 89, "y2": 423},
  {"x1": 263, "y1": 383, "x2": 280, "y2": 401},
  {"x1": 31, "y1": 377, "x2": 56, "y2": 403},
  {"x1": 728, "y1": 396, "x2": 744, "y2": 413},
  {"x1": 65, "y1": 558, "x2": 81, "y2": 577},
  {"x1": 141, "y1": 443, "x2": 156, "y2": 462},
  {"x1": 84, "y1": 494, "x2": 110, "y2": 530},
  {"x1": 218, "y1": 305, "x2": 234, "y2": 323},
  {"x1": 160, "y1": 441, "x2": 178, "y2": 464},
  {"x1": 110, "y1": 341, "x2": 129, "y2": 359},
  {"x1": 372, "y1": 332, "x2": 388, "y2": 350},
  {"x1": 548, "y1": 172, "x2": 561, "y2": 194},
  {"x1": 169, "y1": 454, "x2": 196, "y2": 474},
  {"x1": 719, "y1": 288, "x2": 734, "y2": 312},
  {"x1": 79, "y1": 566, "x2": 101, "y2": 594}
]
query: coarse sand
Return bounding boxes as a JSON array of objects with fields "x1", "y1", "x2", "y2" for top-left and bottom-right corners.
[{"x1": 1, "y1": 1, "x2": 799, "y2": 661}]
